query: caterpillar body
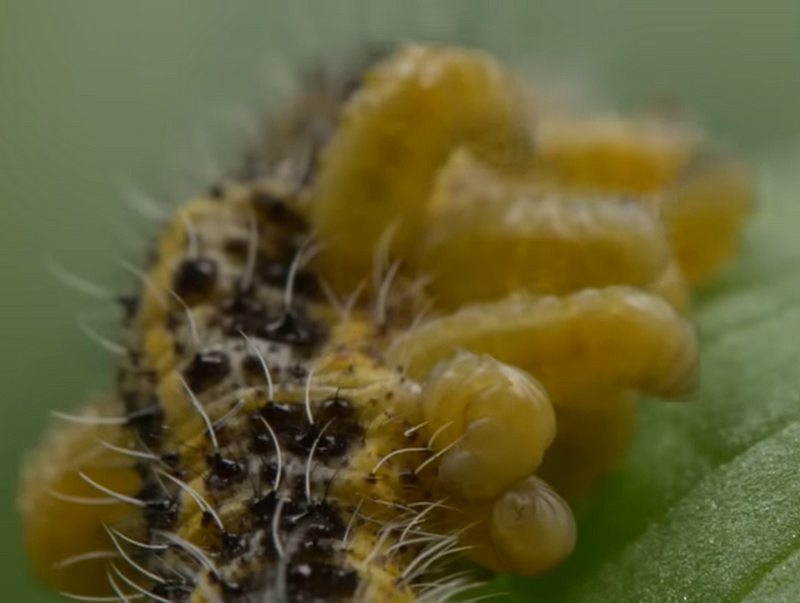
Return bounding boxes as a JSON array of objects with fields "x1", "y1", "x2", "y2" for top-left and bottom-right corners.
[{"x1": 18, "y1": 41, "x2": 755, "y2": 602}]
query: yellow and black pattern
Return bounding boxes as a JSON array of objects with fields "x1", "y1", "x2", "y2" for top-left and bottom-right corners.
[{"x1": 19, "y1": 41, "x2": 755, "y2": 602}]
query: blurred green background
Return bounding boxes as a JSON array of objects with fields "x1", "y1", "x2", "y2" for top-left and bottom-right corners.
[{"x1": 3, "y1": 1, "x2": 800, "y2": 601}]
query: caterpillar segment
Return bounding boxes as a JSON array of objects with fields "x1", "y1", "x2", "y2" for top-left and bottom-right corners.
[
  {"x1": 112, "y1": 180, "x2": 505, "y2": 601},
  {"x1": 20, "y1": 180, "x2": 492, "y2": 602},
  {"x1": 19, "y1": 39, "x2": 755, "y2": 603},
  {"x1": 18, "y1": 395, "x2": 143, "y2": 597}
]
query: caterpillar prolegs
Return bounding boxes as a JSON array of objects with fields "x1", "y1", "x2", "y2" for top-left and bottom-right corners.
[{"x1": 19, "y1": 41, "x2": 754, "y2": 602}]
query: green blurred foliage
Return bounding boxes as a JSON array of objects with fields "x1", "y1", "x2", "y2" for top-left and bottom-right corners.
[{"x1": 3, "y1": 1, "x2": 800, "y2": 601}]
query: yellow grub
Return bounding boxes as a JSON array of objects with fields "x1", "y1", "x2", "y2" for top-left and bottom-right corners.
[
  {"x1": 422, "y1": 149, "x2": 671, "y2": 308},
  {"x1": 532, "y1": 115, "x2": 756, "y2": 283},
  {"x1": 310, "y1": 42, "x2": 534, "y2": 291},
  {"x1": 490, "y1": 476, "x2": 577, "y2": 574},
  {"x1": 420, "y1": 351, "x2": 556, "y2": 501},
  {"x1": 533, "y1": 115, "x2": 700, "y2": 194},
  {"x1": 665, "y1": 150, "x2": 756, "y2": 283},
  {"x1": 387, "y1": 286, "x2": 699, "y2": 406}
]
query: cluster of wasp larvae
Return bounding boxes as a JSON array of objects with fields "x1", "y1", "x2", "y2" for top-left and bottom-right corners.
[{"x1": 19, "y1": 42, "x2": 754, "y2": 603}]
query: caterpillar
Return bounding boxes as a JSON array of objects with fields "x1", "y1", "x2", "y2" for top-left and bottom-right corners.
[{"x1": 18, "y1": 41, "x2": 755, "y2": 602}]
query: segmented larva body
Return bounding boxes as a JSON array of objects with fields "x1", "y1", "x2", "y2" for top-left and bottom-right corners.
[
  {"x1": 19, "y1": 41, "x2": 755, "y2": 603},
  {"x1": 530, "y1": 114, "x2": 756, "y2": 284}
]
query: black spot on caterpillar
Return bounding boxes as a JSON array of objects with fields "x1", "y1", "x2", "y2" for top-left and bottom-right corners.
[{"x1": 18, "y1": 40, "x2": 754, "y2": 602}]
